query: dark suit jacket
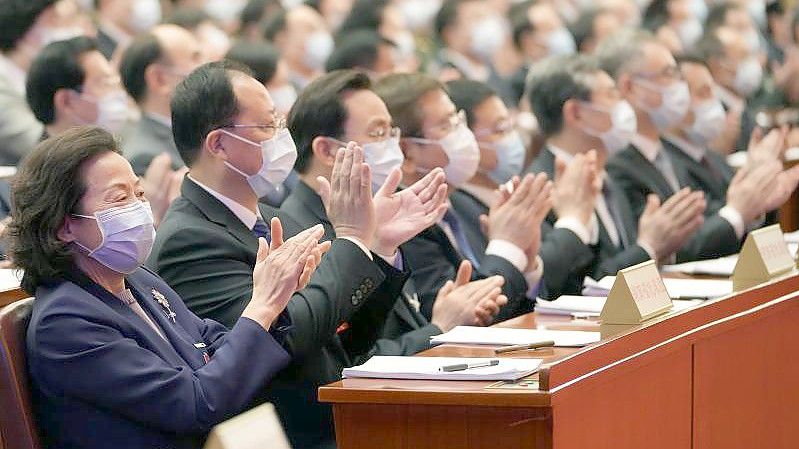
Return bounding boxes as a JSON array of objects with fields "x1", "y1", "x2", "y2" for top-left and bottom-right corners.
[
  {"x1": 662, "y1": 138, "x2": 734, "y2": 204},
  {"x1": 281, "y1": 180, "x2": 440, "y2": 358},
  {"x1": 123, "y1": 115, "x2": 184, "y2": 176},
  {"x1": 400, "y1": 201, "x2": 534, "y2": 323},
  {"x1": 97, "y1": 28, "x2": 118, "y2": 60},
  {"x1": 607, "y1": 142, "x2": 741, "y2": 262},
  {"x1": 27, "y1": 267, "x2": 290, "y2": 449},
  {"x1": 525, "y1": 148, "x2": 650, "y2": 298},
  {"x1": 148, "y1": 177, "x2": 404, "y2": 449}
]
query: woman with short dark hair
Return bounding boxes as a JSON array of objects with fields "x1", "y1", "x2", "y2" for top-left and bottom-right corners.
[{"x1": 8, "y1": 126, "x2": 327, "y2": 449}]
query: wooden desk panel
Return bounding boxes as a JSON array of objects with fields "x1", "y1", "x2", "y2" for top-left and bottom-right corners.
[
  {"x1": 323, "y1": 274, "x2": 799, "y2": 449},
  {"x1": 693, "y1": 293, "x2": 799, "y2": 449}
]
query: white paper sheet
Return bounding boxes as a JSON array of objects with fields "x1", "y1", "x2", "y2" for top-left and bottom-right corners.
[
  {"x1": 0, "y1": 269, "x2": 22, "y2": 291},
  {"x1": 661, "y1": 256, "x2": 739, "y2": 276},
  {"x1": 430, "y1": 326, "x2": 601, "y2": 347},
  {"x1": 535, "y1": 295, "x2": 703, "y2": 316},
  {"x1": 342, "y1": 356, "x2": 542, "y2": 381},
  {"x1": 583, "y1": 276, "x2": 733, "y2": 299}
]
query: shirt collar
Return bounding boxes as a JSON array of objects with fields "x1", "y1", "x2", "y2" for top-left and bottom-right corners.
[
  {"x1": 715, "y1": 84, "x2": 744, "y2": 112},
  {"x1": 663, "y1": 133, "x2": 705, "y2": 162},
  {"x1": 145, "y1": 112, "x2": 172, "y2": 128},
  {"x1": 0, "y1": 54, "x2": 26, "y2": 95},
  {"x1": 630, "y1": 134, "x2": 663, "y2": 163},
  {"x1": 440, "y1": 48, "x2": 490, "y2": 82},
  {"x1": 547, "y1": 144, "x2": 576, "y2": 164},
  {"x1": 188, "y1": 174, "x2": 262, "y2": 230}
]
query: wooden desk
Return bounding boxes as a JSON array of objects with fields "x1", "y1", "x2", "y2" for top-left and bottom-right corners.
[
  {"x1": 0, "y1": 287, "x2": 26, "y2": 309},
  {"x1": 320, "y1": 273, "x2": 799, "y2": 449}
]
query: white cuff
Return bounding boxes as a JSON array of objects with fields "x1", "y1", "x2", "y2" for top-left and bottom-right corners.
[
  {"x1": 718, "y1": 206, "x2": 745, "y2": 240},
  {"x1": 555, "y1": 216, "x2": 594, "y2": 245},
  {"x1": 485, "y1": 239, "x2": 528, "y2": 273},
  {"x1": 378, "y1": 250, "x2": 401, "y2": 269},
  {"x1": 338, "y1": 236, "x2": 374, "y2": 261},
  {"x1": 636, "y1": 239, "x2": 657, "y2": 261}
]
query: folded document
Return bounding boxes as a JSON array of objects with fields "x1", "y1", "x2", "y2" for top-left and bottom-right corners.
[
  {"x1": 430, "y1": 326, "x2": 600, "y2": 347},
  {"x1": 582, "y1": 276, "x2": 733, "y2": 299},
  {"x1": 535, "y1": 295, "x2": 703, "y2": 316},
  {"x1": 342, "y1": 356, "x2": 542, "y2": 381}
]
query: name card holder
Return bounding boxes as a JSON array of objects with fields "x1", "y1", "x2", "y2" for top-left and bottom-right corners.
[
  {"x1": 733, "y1": 224, "x2": 795, "y2": 291},
  {"x1": 203, "y1": 403, "x2": 291, "y2": 449},
  {"x1": 600, "y1": 260, "x2": 673, "y2": 338}
]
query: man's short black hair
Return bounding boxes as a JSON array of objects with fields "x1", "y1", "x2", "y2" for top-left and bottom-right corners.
[
  {"x1": 263, "y1": 9, "x2": 288, "y2": 42},
  {"x1": 171, "y1": 60, "x2": 254, "y2": 167},
  {"x1": 434, "y1": 0, "x2": 480, "y2": 43},
  {"x1": 705, "y1": 3, "x2": 742, "y2": 34},
  {"x1": 240, "y1": 0, "x2": 283, "y2": 30},
  {"x1": 26, "y1": 36, "x2": 98, "y2": 125},
  {"x1": 325, "y1": 30, "x2": 393, "y2": 73},
  {"x1": 642, "y1": 0, "x2": 670, "y2": 33},
  {"x1": 0, "y1": 0, "x2": 56, "y2": 52},
  {"x1": 287, "y1": 69, "x2": 371, "y2": 173},
  {"x1": 119, "y1": 34, "x2": 163, "y2": 104},
  {"x1": 373, "y1": 72, "x2": 445, "y2": 139},
  {"x1": 164, "y1": 7, "x2": 210, "y2": 32},
  {"x1": 336, "y1": 0, "x2": 389, "y2": 37},
  {"x1": 225, "y1": 40, "x2": 280, "y2": 85},
  {"x1": 570, "y1": 8, "x2": 601, "y2": 52},
  {"x1": 510, "y1": 1, "x2": 535, "y2": 50},
  {"x1": 445, "y1": 79, "x2": 496, "y2": 128},
  {"x1": 526, "y1": 55, "x2": 598, "y2": 137}
]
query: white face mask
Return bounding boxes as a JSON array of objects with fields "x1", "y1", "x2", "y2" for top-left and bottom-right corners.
[
  {"x1": 579, "y1": 100, "x2": 638, "y2": 154},
  {"x1": 470, "y1": 16, "x2": 507, "y2": 62},
  {"x1": 304, "y1": 31, "x2": 334, "y2": 71},
  {"x1": 400, "y1": 0, "x2": 442, "y2": 31},
  {"x1": 481, "y1": 131, "x2": 526, "y2": 185},
  {"x1": 545, "y1": 28, "x2": 577, "y2": 56},
  {"x1": 689, "y1": 0, "x2": 709, "y2": 23},
  {"x1": 72, "y1": 201, "x2": 156, "y2": 275},
  {"x1": 734, "y1": 56, "x2": 763, "y2": 97},
  {"x1": 686, "y1": 98, "x2": 725, "y2": 145},
  {"x1": 409, "y1": 122, "x2": 481, "y2": 188},
  {"x1": 744, "y1": 29, "x2": 762, "y2": 54},
  {"x1": 130, "y1": 0, "x2": 162, "y2": 33},
  {"x1": 393, "y1": 31, "x2": 416, "y2": 58},
  {"x1": 363, "y1": 135, "x2": 405, "y2": 189},
  {"x1": 676, "y1": 18, "x2": 703, "y2": 48},
  {"x1": 73, "y1": 90, "x2": 130, "y2": 134},
  {"x1": 269, "y1": 84, "x2": 298, "y2": 115},
  {"x1": 634, "y1": 79, "x2": 691, "y2": 132},
  {"x1": 222, "y1": 127, "x2": 298, "y2": 198},
  {"x1": 205, "y1": 0, "x2": 246, "y2": 23}
]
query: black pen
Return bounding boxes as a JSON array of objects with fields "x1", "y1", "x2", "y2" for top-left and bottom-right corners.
[{"x1": 439, "y1": 359, "x2": 500, "y2": 372}]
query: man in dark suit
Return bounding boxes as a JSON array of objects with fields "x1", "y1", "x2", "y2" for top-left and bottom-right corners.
[
  {"x1": 522, "y1": 55, "x2": 706, "y2": 297},
  {"x1": 373, "y1": 72, "x2": 551, "y2": 323},
  {"x1": 120, "y1": 25, "x2": 203, "y2": 175},
  {"x1": 281, "y1": 70, "x2": 509, "y2": 357},
  {"x1": 597, "y1": 29, "x2": 792, "y2": 262},
  {"x1": 149, "y1": 61, "x2": 440, "y2": 449}
]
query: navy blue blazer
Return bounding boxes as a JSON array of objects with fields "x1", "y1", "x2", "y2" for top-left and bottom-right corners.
[{"x1": 27, "y1": 267, "x2": 291, "y2": 449}]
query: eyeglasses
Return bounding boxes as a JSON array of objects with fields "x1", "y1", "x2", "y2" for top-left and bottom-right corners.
[
  {"x1": 366, "y1": 126, "x2": 401, "y2": 139},
  {"x1": 472, "y1": 118, "x2": 514, "y2": 139},
  {"x1": 633, "y1": 65, "x2": 683, "y2": 83},
  {"x1": 222, "y1": 116, "x2": 287, "y2": 133},
  {"x1": 423, "y1": 110, "x2": 467, "y2": 136}
]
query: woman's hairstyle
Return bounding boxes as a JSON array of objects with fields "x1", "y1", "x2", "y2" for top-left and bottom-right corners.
[{"x1": 7, "y1": 126, "x2": 121, "y2": 294}]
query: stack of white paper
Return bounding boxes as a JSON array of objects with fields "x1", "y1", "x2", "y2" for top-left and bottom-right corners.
[
  {"x1": 430, "y1": 326, "x2": 601, "y2": 347},
  {"x1": 342, "y1": 356, "x2": 542, "y2": 381},
  {"x1": 535, "y1": 295, "x2": 703, "y2": 316},
  {"x1": 0, "y1": 269, "x2": 22, "y2": 291},
  {"x1": 582, "y1": 276, "x2": 733, "y2": 299},
  {"x1": 662, "y1": 256, "x2": 739, "y2": 276}
]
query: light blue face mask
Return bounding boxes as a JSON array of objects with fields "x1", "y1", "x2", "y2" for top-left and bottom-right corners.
[{"x1": 481, "y1": 131, "x2": 526, "y2": 185}]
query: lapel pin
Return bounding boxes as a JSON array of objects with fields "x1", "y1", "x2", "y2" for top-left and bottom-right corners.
[{"x1": 152, "y1": 288, "x2": 176, "y2": 323}]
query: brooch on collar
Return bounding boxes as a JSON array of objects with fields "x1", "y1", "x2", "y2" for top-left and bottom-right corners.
[{"x1": 152, "y1": 288, "x2": 176, "y2": 323}]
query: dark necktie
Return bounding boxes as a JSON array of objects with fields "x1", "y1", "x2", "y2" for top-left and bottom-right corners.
[
  {"x1": 654, "y1": 150, "x2": 681, "y2": 193},
  {"x1": 441, "y1": 210, "x2": 481, "y2": 270},
  {"x1": 602, "y1": 181, "x2": 629, "y2": 248},
  {"x1": 700, "y1": 154, "x2": 722, "y2": 184},
  {"x1": 252, "y1": 217, "x2": 272, "y2": 243}
]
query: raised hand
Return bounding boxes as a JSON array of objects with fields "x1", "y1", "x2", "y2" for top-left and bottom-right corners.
[
  {"x1": 638, "y1": 189, "x2": 706, "y2": 261},
  {"x1": 762, "y1": 163, "x2": 799, "y2": 213},
  {"x1": 727, "y1": 160, "x2": 782, "y2": 224},
  {"x1": 747, "y1": 127, "x2": 788, "y2": 164},
  {"x1": 317, "y1": 142, "x2": 376, "y2": 247},
  {"x1": 142, "y1": 153, "x2": 187, "y2": 227},
  {"x1": 552, "y1": 151, "x2": 599, "y2": 226},
  {"x1": 485, "y1": 172, "x2": 553, "y2": 263},
  {"x1": 266, "y1": 217, "x2": 332, "y2": 290},
  {"x1": 430, "y1": 261, "x2": 507, "y2": 331},
  {"x1": 243, "y1": 219, "x2": 326, "y2": 330},
  {"x1": 371, "y1": 166, "x2": 448, "y2": 255}
]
